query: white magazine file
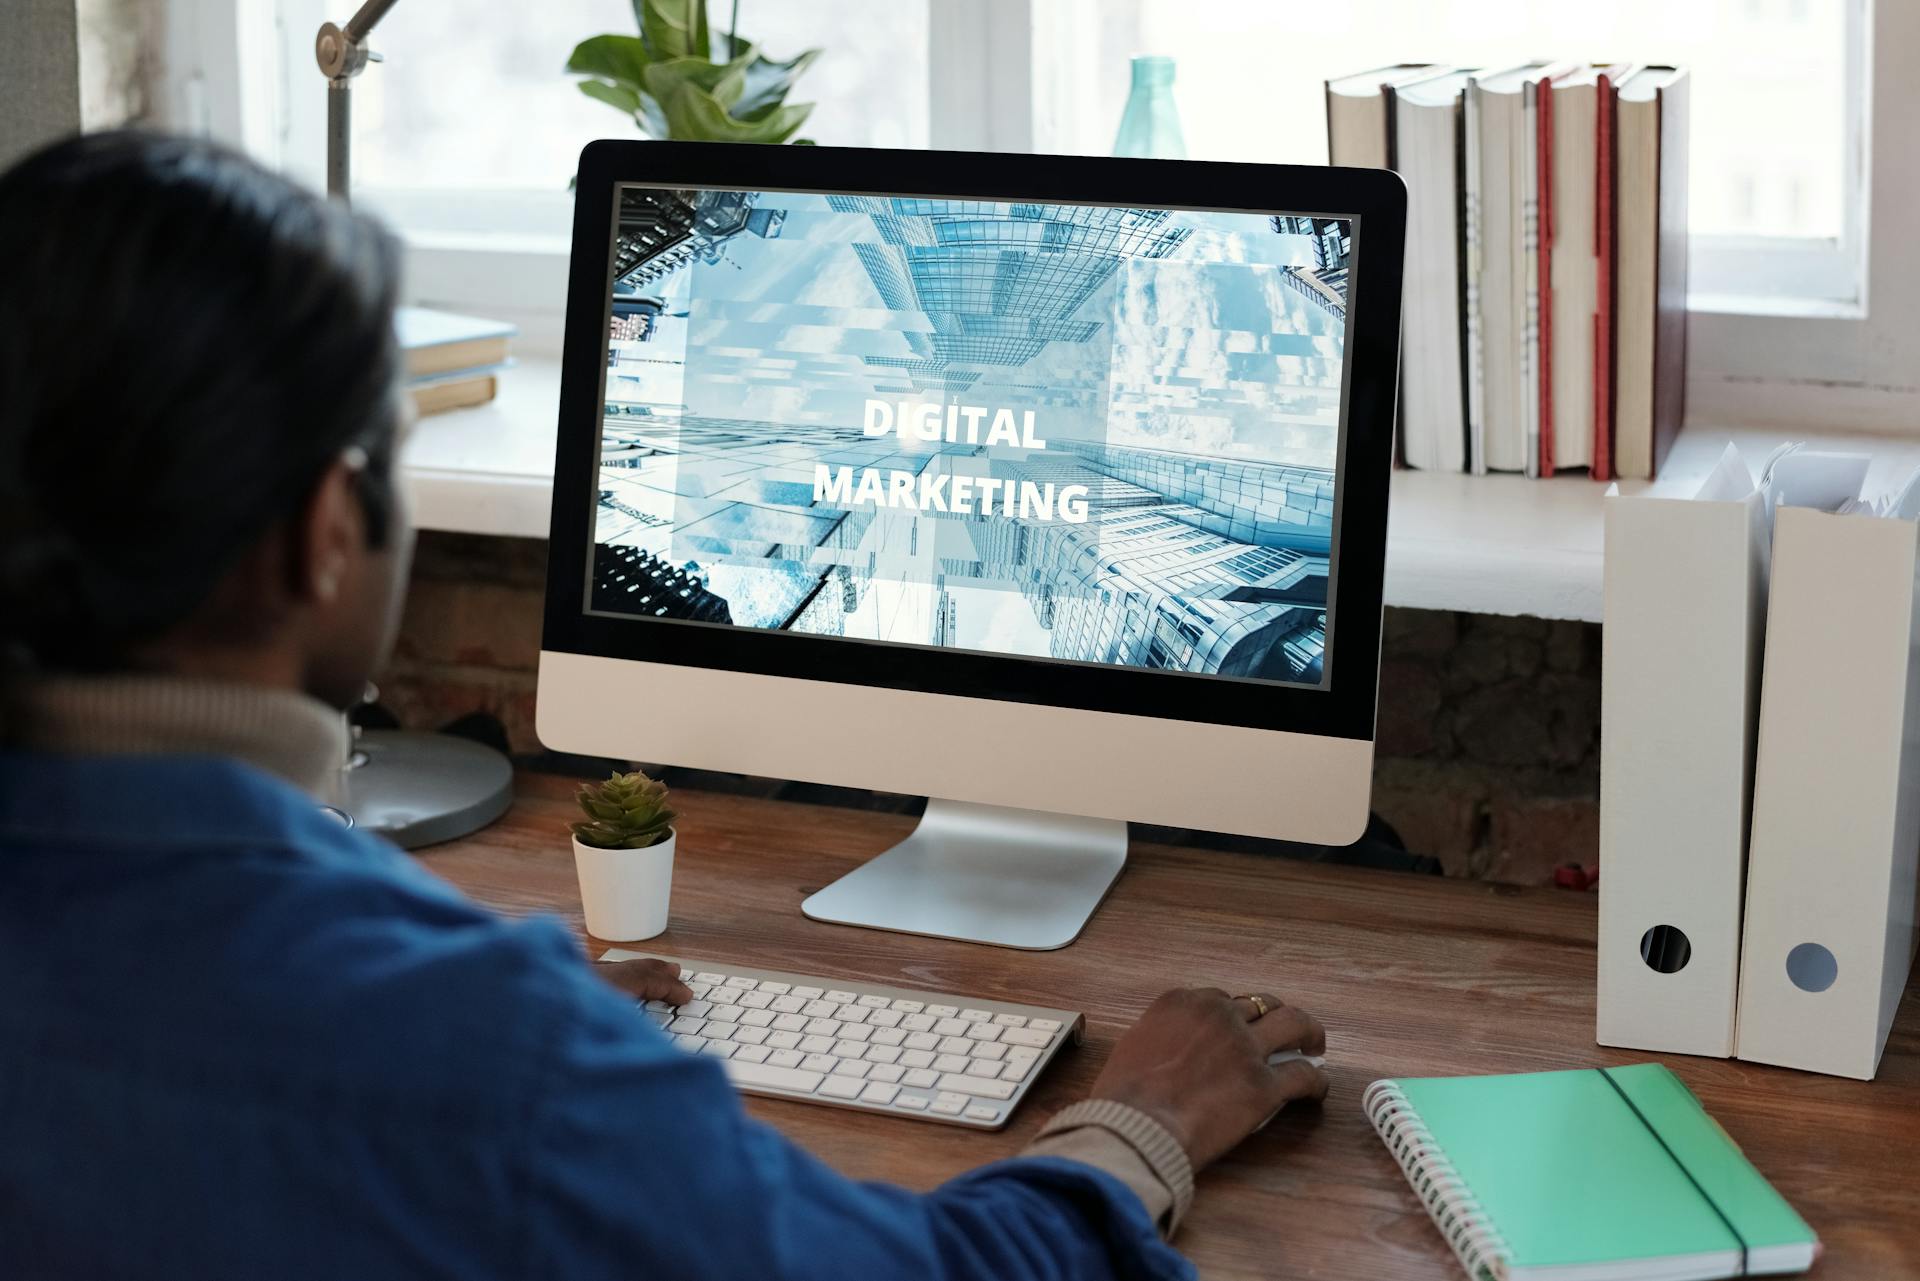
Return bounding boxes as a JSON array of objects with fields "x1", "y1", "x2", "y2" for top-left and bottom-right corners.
[
  {"x1": 1598, "y1": 446, "x2": 1771, "y2": 1057},
  {"x1": 1736, "y1": 497, "x2": 1920, "y2": 1079}
]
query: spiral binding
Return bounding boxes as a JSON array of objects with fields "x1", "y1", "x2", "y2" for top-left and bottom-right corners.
[{"x1": 1363, "y1": 1079, "x2": 1512, "y2": 1281}]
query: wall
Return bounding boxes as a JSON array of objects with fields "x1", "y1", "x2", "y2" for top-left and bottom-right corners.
[
  {"x1": 2, "y1": 1, "x2": 81, "y2": 166},
  {"x1": 386, "y1": 531, "x2": 1603, "y2": 885}
]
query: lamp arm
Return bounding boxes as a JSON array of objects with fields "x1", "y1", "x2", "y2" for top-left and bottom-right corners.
[{"x1": 316, "y1": 0, "x2": 401, "y2": 202}]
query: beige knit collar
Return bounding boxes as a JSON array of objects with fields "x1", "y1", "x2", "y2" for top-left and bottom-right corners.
[{"x1": 10, "y1": 676, "x2": 349, "y2": 804}]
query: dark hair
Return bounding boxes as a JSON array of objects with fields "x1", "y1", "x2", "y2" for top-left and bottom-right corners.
[{"x1": 0, "y1": 130, "x2": 404, "y2": 676}]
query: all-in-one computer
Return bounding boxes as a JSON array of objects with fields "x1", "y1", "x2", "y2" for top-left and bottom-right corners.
[{"x1": 540, "y1": 142, "x2": 1405, "y2": 955}]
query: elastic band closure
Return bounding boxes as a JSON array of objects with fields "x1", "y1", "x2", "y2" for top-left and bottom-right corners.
[{"x1": 1597, "y1": 1068, "x2": 1749, "y2": 1276}]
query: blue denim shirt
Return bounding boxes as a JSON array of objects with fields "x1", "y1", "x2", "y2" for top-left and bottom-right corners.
[{"x1": 0, "y1": 753, "x2": 1192, "y2": 1280}]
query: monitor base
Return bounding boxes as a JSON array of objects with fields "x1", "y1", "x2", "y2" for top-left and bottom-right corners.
[{"x1": 800, "y1": 798, "x2": 1128, "y2": 951}]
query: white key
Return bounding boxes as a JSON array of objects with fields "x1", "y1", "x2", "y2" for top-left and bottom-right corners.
[
  {"x1": 959, "y1": 1009, "x2": 992, "y2": 1023},
  {"x1": 930, "y1": 1093, "x2": 967, "y2": 1115},
  {"x1": 740, "y1": 1009, "x2": 776, "y2": 1028},
  {"x1": 927, "y1": 1005, "x2": 959, "y2": 1018},
  {"x1": 680, "y1": 1000, "x2": 714, "y2": 1018},
  {"x1": 904, "y1": 1032, "x2": 940, "y2": 1051},
  {"x1": 800, "y1": 1053, "x2": 838, "y2": 1074},
  {"x1": 765, "y1": 1030, "x2": 803, "y2": 1050},
  {"x1": 965, "y1": 1023, "x2": 1001, "y2": 1042},
  {"x1": 792, "y1": 986, "x2": 824, "y2": 999},
  {"x1": 901, "y1": 1014, "x2": 938, "y2": 1033},
  {"x1": 708, "y1": 1006, "x2": 742, "y2": 1024},
  {"x1": 706, "y1": 988, "x2": 740, "y2": 1006},
  {"x1": 770, "y1": 995, "x2": 806, "y2": 1014},
  {"x1": 699, "y1": 1023, "x2": 733, "y2": 1041},
  {"x1": 937, "y1": 1037, "x2": 973, "y2": 1056},
  {"x1": 803, "y1": 1019, "x2": 842, "y2": 1038},
  {"x1": 799, "y1": 1035, "x2": 836, "y2": 1055},
  {"x1": 767, "y1": 1049, "x2": 804, "y2": 1069},
  {"x1": 890, "y1": 1000, "x2": 924, "y2": 1014},
  {"x1": 870, "y1": 1027, "x2": 907, "y2": 1047},
  {"x1": 992, "y1": 1013, "x2": 1028, "y2": 1028},
  {"x1": 723, "y1": 1057, "x2": 823, "y2": 1094},
  {"x1": 999, "y1": 1058, "x2": 1034, "y2": 1082},
  {"x1": 1000, "y1": 1028, "x2": 1052, "y2": 1048},
  {"x1": 825, "y1": 990, "x2": 857, "y2": 1004},
  {"x1": 933, "y1": 1054, "x2": 971, "y2": 1074},
  {"x1": 857, "y1": 994, "x2": 891, "y2": 1009},
  {"x1": 840, "y1": 1024, "x2": 873, "y2": 1043},
  {"x1": 673, "y1": 1034, "x2": 704, "y2": 1052},
  {"x1": 732, "y1": 1025, "x2": 770, "y2": 1045},
  {"x1": 802, "y1": 1001, "x2": 838, "y2": 1019},
  {"x1": 860, "y1": 1082, "x2": 901, "y2": 1105},
  {"x1": 934, "y1": 1018, "x2": 969, "y2": 1037},
  {"x1": 734, "y1": 1043, "x2": 772, "y2": 1064},
  {"x1": 738, "y1": 991, "x2": 773, "y2": 1010},
  {"x1": 964, "y1": 1059, "x2": 1001, "y2": 1079},
  {"x1": 897, "y1": 1093, "x2": 929, "y2": 1111},
  {"x1": 669, "y1": 1016, "x2": 706, "y2": 1035},
  {"x1": 1006, "y1": 1046, "x2": 1041, "y2": 1064},
  {"x1": 902, "y1": 1068, "x2": 940, "y2": 1088},
  {"x1": 726, "y1": 976, "x2": 758, "y2": 990},
  {"x1": 865, "y1": 1045, "x2": 901, "y2": 1064},
  {"x1": 829, "y1": 1042, "x2": 867, "y2": 1061},
  {"x1": 1029, "y1": 1019, "x2": 1062, "y2": 1033},
  {"x1": 699, "y1": 1040, "x2": 737, "y2": 1059},
  {"x1": 899, "y1": 1049, "x2": 936, "y2": 1070},
  {"x1": 965, "y1": 1105, "x2": 1000, "y2": 1123},
  {"x1": 838, "y1": 1006, "x2": 871, "y2": 1025},
  {"x1": 830, "y1": 1059, "x2": 872, "y2": 1080},
  {"x1": 818, "y1": 1076, "x2": 866, "y2": 1100},
  {"x1": 644, "y1": 1011, "x2": 672, "y2": 1027},
  {"x1": 684, "y1": 982, "x2": 712, "y2": 999},
  {"x1": 969, "y1": 1042, "x2": 1007, "y2": 1061},
  {"x1": 868, "y1": 1062, "x2": 905, "y2": 1083},
  {"x1": 759, "y1": 981, "x2": 791, "y2": 995},
  {"x1": 867, "y1": 1009, "x2": 903, "y2": 1028},
  {"x1": 693, "y1": 972, "x2": 725, "y2": 984},
  {"x1": 644, "y1": 999, "x2": 674, "y2": 1013},
  {"x1": 936, "y1": 1074, "x2": 1016, "y2": 1100},
  {"x1": 772, "y1": 1014, "x2": 808, "y2": 1033}
]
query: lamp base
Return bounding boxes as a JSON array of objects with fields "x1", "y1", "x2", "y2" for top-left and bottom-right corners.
[{"x1": 343, "y1": 728, "x2": 513, "y2": 849}]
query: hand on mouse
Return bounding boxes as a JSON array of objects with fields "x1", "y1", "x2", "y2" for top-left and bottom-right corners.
[
  {"x1": 597, "y1": 956, "x2": 695, "y2": 1007},
  {"x1": 1088, "y1": 987, "x2": 1330, "y2": 1170}
]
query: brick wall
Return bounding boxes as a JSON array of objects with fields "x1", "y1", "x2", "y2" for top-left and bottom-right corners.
[{"x1": 387, "y1": 531, "x2": 1603, "y2": 885}]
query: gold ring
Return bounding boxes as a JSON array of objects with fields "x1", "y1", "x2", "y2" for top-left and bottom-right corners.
[{"x1": 1237, "y1": 994, "x2": 1269, "y2": 1019}]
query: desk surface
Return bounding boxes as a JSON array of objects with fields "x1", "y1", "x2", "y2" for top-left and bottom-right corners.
[{"x1": 427, "y1": 774, "x2": 1920, "y2": 1279}]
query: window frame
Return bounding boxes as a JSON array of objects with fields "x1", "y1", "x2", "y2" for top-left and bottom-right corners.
[{"x1": 162, "y1": 0, "x2": 1918, "y2": 430}]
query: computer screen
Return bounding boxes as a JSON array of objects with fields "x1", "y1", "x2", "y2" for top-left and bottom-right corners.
[{"x1": 586, "y1": 186, "x2": 1357, "y2": 689}]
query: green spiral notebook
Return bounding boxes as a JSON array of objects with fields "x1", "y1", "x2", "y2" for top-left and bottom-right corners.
[{"x1": 1364, "y1": 1064, "x2": 1819, "y2": 1280}]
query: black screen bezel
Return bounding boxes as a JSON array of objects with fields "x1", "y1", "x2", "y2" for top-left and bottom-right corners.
[{"x1": 545, "y1": 141, "x2": 1404, "y2": 741}]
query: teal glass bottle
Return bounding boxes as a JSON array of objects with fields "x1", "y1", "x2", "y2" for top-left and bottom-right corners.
[{"x1": 1111, "y1": 55, "x2": 1187, "y2": 159}]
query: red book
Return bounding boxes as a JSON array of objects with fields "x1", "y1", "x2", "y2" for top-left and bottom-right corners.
[
  {"x1": 1536, "y1": 80, "x2": 1556, "y2": 478},
  {"x1": 1590, "y1": 67, "x2": 1623, "y2": 483}
]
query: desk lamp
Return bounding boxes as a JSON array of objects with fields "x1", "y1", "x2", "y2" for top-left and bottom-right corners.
[{"x1": 314, "y1": 0, "x2": 515, "y2": 846}]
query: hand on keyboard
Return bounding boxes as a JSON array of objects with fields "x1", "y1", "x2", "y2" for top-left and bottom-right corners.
[
  {"x1": 1089, "y1": 987, "x2": 1329, "y2": 1170},
  {"x1": 599, "y1": 956, "x2": 695, "y2": 1007}
]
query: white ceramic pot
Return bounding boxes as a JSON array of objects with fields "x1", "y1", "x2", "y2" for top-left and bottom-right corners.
[{"x1": 572, "y1": 830, "x2": 675, "y2": 941}]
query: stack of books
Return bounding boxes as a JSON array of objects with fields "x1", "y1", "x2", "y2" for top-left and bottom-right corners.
[
  {"x1": 1328, "y1": 63, "x2": 1688, "y2": 480},
  {"x1": 396, "y1": 307, "x2": 517, "y2": 417}
]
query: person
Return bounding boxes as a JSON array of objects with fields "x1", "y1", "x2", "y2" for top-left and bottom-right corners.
[{"x1": 0, "y1": 131, "x2": 1330, "y2": 1279}]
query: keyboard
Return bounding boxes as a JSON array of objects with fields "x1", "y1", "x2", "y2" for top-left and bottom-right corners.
[{"x1": 601, "y1": 950, "x2": 1084, "y2": 1129}]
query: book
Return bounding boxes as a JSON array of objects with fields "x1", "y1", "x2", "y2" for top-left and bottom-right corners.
[
  {"x1": 1366, "y1": 1063, "x2": 1820, "y2": 1280},
  {"x1": 1544, "y1": 68, "x2": 1603, "y2": 475},
  {"x1": 408, "y1": 371, "x2": 500, "y2": 417},
  {"x1": 395, "y1": 306, "x2": 517, "y2": 382},
  {"x1": 1324, "y1": 64, "x2": 1446, "y2": 168},
  {"x1": 1613, "y1": 67, "x2": 1689, "y2": 480},
  {"x1": 1394, "y1": 70, "x2": 1476, "y2": 473},
  {"x1": 1591, "y1": 64, "x2": 1633, "y2": 483}
]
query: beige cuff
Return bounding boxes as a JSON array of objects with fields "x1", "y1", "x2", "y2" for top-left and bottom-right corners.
[{"x1": 1024, "y1": 1099, "x2": 1195, "y2": 1237}]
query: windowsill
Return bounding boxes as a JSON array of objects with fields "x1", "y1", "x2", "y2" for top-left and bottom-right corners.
[{"x1": 403, "y1": 358, "x2": 1920, "y2": 622}]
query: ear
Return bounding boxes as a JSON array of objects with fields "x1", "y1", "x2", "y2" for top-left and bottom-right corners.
[{"x1": 289, "y1": 450, "x2": 369, "y2": 607}]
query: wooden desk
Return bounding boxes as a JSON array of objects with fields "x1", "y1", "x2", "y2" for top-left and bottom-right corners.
[{"x1": 428, "y1": 774, "x2": 1920, "y2": 1279}]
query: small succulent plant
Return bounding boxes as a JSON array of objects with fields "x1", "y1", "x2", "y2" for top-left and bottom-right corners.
[{"x1": 572, "y1": 770, "x2": 676, "y2": 850}]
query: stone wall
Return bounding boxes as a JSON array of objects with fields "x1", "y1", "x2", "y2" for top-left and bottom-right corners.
[{"x1": 385, "y1": 531, "x2": 1604, "y2": 885}]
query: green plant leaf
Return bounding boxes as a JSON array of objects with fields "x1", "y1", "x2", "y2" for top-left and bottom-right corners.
[
  {"x1": 577, "y1": 79, "x2": 644, "y2": 117},
  {"x1": 566, "y1": 34, "x2": 652, "y2": 87},
  {"x1": 641, "y1": 0, "x2": 709, "y2": 62},
  {"x1": 641, "y1": 54, "x2": 748, "y2": 114},
  {"x1": 667, "y1": 83, "x2": 814, "y2": 143},
  {"x1": 733, "y1": 46, "x2": 821, "y2": 117}
]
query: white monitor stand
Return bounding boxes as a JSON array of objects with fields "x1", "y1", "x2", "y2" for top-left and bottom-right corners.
[{"x1": 800, "y1": 798, "x2": 1128, "y2": 951}]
